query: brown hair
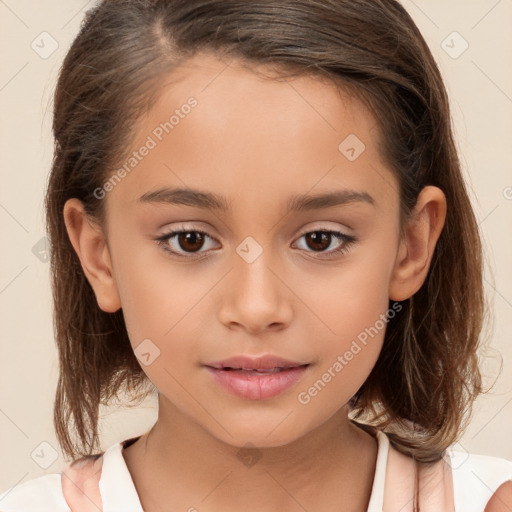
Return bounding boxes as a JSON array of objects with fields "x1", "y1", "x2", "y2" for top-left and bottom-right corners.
[{"x1": 46, "y1": 0, "x2": 490, "y2": 464}]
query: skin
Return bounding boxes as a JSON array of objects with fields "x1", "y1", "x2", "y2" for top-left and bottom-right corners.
[
  {"x1": 485, "y1": 482, "x2": 512, "y2": 512},
  {"x1": 63, "y1": 52, "x2": 447, "y2": 512}
]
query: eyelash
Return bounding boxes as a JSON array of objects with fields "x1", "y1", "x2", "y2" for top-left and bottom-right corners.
[
  {"x1": 156, "y1": 227, "x2": 357, "y2": 260},
  {"x1": 155, "y1": 225, "x2": 357, "y2": 260}
]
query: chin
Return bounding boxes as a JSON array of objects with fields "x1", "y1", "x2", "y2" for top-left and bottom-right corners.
[{"x1": 209, "y1": 420, "x2": 309, "y2": 450}]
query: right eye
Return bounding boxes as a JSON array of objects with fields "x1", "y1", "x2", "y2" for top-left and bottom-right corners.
[{"x1": 156, "y1": 226, "x2": 219, "y2": 258}]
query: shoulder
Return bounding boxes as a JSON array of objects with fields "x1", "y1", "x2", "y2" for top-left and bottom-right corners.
[
  {"x1": 485, "y1": 481, "x2": 512, "y2": 512},
  {"x1": 0, "y1": 452, "x2": 103, "y2": 512},
  {"x1": 449, "y1": 449, "x2": 512, "y2": 512},
  {"x1": 0, "y1": 473, "x2": 70, "y2": 511},
  {"x1": 0, "y1": 438, "x2": 143, "y2": 512}
]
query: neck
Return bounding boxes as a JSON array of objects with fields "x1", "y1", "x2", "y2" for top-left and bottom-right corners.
[{"x1": 123, "y1": 397, "x2": 378, "y2": 512}]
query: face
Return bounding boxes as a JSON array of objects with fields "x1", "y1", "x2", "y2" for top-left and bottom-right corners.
[{"x1": 73, "y1": 52, "x2": 422, "y2": 448}]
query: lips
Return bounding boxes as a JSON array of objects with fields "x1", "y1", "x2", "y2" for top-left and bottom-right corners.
[{"x1": 204, "y1": 355, "x2": 310, "y2": 400}]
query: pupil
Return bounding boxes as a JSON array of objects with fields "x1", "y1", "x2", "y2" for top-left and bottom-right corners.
[
  {"x1": 179, "y1": 232, "x2": 204, "y2": 252},
  {"x1": 176, "y1": 231, "x2": 332, "y2": 253},
  {"x1": 306, "y1": 231, "x2": 330, "y2": 251}
]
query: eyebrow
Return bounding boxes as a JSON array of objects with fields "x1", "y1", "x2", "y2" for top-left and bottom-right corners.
[{"x1": 137, "y1": 187, "x2": 375, "y2": 212}]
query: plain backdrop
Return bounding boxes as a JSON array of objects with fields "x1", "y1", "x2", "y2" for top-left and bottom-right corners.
[{"x1": 1, "y1": 0, "x2": 511, "y2": 492}]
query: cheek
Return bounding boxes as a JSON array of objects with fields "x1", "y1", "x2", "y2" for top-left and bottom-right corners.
[
  {"x1": 108, "y1": 239, "x2": 216, "y2": 415},
  {"x1": 297, "y1": 248, "x2": 393, "y2": 348},
  {"x1": 292, "y1": 244, "x2": 394, "y2": 402},
  {"x1": 109, "y1": 223, "x2": 184, "y2": 329}
]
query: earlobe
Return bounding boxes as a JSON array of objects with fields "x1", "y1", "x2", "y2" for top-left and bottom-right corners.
[
  {"x1": 389, "y1": 186, "x2": 447, "y2": 302},
  {"x1": 63, "y1": 198, "x2": 122, "y2": 313}
]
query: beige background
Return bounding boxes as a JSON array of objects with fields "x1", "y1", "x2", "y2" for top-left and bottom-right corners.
[{"x1": 1, "y1": 0, "x2": 511, "y2": 492}]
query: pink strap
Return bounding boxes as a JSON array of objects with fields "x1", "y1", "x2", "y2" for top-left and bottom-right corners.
[
  {"x1": 383, "y1": 440, "x2": 455, "y2": 511},
  {"x1": 61, "y1": 455, "x2": 104, "y2": 511}
]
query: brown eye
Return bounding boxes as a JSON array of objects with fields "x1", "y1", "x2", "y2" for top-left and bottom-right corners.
[
  {"x1": 304, "y1": 231, "x2": 332, "y2": 252},
  {"x1": 156, "y1": 227, "x2": 357, "y2": 260},
  {"x1": 294, "y1": 229, "x2": 357, "y2": 258},
  {"x1": 156, "y1": 228, "x2": 218, "y2": 258},
  {"x1": 176, "y1": 231, "x2": 206, "y2": 252}
]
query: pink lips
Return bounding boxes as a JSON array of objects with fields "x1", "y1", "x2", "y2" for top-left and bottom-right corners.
[{"x1": 204, "y1": 355, "x2": 310, "y2": 400}]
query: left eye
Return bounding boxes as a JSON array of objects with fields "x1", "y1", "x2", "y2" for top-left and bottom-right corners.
[
  {"x1": 293, "y1": 230, "x2": 356, "y2": 256},
  {"x1": 156, "y1": 228, "x2": 356, "y2": 258}
]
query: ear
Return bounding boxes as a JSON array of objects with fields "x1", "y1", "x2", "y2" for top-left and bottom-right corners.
[
  {"x1": 389, "y1": 186, "x2": 447, "y2": 302},
  {"x1": 63, "y1": 198, "x2": 122, "y2": 313}
]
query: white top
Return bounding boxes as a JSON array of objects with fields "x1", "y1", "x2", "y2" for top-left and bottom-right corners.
[{"x1": 1, "y1": 431, "x2": 511, "y2": 511}]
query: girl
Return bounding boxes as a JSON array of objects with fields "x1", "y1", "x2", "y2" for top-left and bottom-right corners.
[{"x1": 1, "y1": 0, "x2": 511, "y2": 510}]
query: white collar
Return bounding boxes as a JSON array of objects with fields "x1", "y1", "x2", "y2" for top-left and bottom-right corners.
[
  {"x1": 98, "y1": 430, "x2": 388, "y2": 511},
  {"x1": 99, "y1": 439, "x2": 144, "y2": 511}
]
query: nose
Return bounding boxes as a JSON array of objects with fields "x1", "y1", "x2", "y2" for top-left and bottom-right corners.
[{"x1": 217, "y1": 246, "x2": 293, "y2": 335}]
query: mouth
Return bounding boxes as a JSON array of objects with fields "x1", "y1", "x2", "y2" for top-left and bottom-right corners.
[
  {"x1": 205, "y1": 354, "x2": 310, "y2": 372},
  {"x1": 208, "y1": 365, "x2": 308, "y2": 374},
  {"x1": 204, "y1": 356, "x2": 311, "y2": 400}
]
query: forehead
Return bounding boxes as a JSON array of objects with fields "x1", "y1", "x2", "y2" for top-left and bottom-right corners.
[{"x1": 107, "y1": 52, "x2": 397, "y2": 216}]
